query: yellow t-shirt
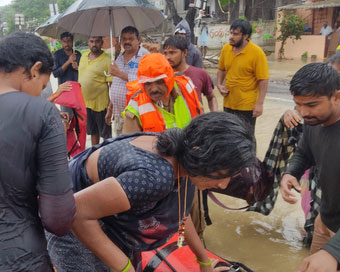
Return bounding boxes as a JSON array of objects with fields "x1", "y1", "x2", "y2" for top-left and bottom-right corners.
[
  {"x1": 218, "y1": 41, "x2": 269, "y2": 111},
  {"x1": 78, "y1": 50, "x2": 112, "y2": 112}
]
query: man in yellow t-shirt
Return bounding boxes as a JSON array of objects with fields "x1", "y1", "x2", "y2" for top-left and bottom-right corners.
[
  {"x1": 79, "y1": 36, "x2": 112, "y2": 145},
  {"x1": 217, "y1": 19, "x2": 269, "y2": 134}
]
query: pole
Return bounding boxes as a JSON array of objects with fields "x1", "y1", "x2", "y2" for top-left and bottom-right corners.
[
  {"x1": 52, "y1": 0, "x2": 57, "y2": 15},
  {"x1": 104, "y1": 9, "x2": 114, "y2": 77},
  {"x1": 109, "y1": 9, "x2": 114, "y2": 64}
]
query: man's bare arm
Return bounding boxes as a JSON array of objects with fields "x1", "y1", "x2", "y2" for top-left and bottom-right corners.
[
  {"x1": 216, "y1": 69, "x2": 228, "y2": 97},
  {"x1": 253, "y1": 79, "x2": 268, "y2": 117},
  {"x1": 206, "y1": 93, "x2": 218, "y2": 112}
]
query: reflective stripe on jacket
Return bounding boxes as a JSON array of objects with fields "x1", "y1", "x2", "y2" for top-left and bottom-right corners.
[{"x1": 124, "y1": 75, "x2": 202, "y2": 132}]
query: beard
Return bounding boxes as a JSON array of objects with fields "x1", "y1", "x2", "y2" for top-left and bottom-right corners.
[
  {"x1": 231, "y1": 39, "x2": 244, "y2": 48},
  {"x1": 171, "y1": 59, "x2": 182, "y2": 71},
  {"x1": 90, "y1": 47, "x2": 100, "y2": 53}
]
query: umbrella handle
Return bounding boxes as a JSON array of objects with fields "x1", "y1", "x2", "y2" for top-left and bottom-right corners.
[
  {"x1": 104, "y1": 70, "x2": 112, "y2": 77},
  {"x1": 104, "y1": 8, "x2": 114, "y2": 78}
]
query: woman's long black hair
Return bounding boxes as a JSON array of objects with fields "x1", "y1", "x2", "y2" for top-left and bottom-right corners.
[{"x1": 156, "y1": 112, "x2": 256, "y2": 178}]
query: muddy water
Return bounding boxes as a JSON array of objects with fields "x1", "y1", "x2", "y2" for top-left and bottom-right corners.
[
  {"x1": 204, "y1": 194, "x2": 309, "y2": 271},
  {"x1": 201, "y1": 59, "x2": 313, "y2": 271}
]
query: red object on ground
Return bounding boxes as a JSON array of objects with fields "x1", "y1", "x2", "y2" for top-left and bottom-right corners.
[
  {"x1": 54, "y1": 81, "x2": 87, "y2": 158},
  {"x1": 142, "y1": 233, "x2": 232, "y2": 271}
]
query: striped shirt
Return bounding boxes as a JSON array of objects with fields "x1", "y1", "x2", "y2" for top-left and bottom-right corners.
[{"x1": 110, "y1": 46, "x2": 149, "y2": 115}]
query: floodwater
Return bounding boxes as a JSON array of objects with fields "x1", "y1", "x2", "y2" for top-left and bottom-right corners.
[
  {"x1": 204, "y1": 194, "x2": 309, "y2": 272},
  {"x1": 202, "y1": 57, "x2": 314, "y2": 272}
]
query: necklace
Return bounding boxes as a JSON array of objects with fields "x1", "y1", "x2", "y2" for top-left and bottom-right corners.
[{"x1": 177, "y1": 165, "x2": 188, "y2": 248}]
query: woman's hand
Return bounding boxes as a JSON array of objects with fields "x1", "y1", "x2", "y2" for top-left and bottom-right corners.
[
  {"x1": 48, "y1": 82, "x2": 72, "y2": 102},
  {"x1": 55, "y1": 82, "x2": 72, "y2": 97},
  {"x1": 199, "y1": 258, "x2": 231, "y2": 272},
  {"x1": 211, "y1": 259, "x2": 230, "y2": 271},
  {"x1": 200, "y1": 265, "x2": 214, "y2": 272},
  {"x1": 60, "y1": 112, "x2": 70, "y2": 133}
]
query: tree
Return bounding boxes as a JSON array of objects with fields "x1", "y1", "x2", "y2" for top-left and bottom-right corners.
[
  {"x1": 164, "y1": 0, "x2": 182, "y2": 26},
  {"x1": 3, "y1": 0, "x2": 77, "y2": 34},
  {"x1": 277, "y1": 13, "x2": 305, "y2": 59},
  {"x1": 58, "y1": 0, "x2": 77, "y2": 13},
  {"x1": 215, "y1": 0, "x2": 236, "y2": 22},
  {"x1": 164, "y1": 0, "x2": 198, "y2": 43},
  {"x1": 219, "y1": 0, "x2": 236, "y2": 5},
  {"x1": 11, "y1": 0, "x2": 50, "y2": 25}
]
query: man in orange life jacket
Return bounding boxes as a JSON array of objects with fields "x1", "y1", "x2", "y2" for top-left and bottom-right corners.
[{"x1": 122, "y1": 53, "x2": 202, "y2": 133}]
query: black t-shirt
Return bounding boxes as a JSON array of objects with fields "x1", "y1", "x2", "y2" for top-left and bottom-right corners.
[
  {"x1": 52, "y1": 49, "x2": 81, "y2": 85},
  {"x1": 0, "y1": 92, "x2": 73, "y2": 271},
  {"x1": 286, "y1": 121, "x2": 340, "y2": 262}
]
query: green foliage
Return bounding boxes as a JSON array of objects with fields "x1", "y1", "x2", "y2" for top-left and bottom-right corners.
[
  {"x1": 301, "y1": 51, "x2": 308, "y2": 61},
  {"x1": 219, "y1": 0, "x2": 236, "y2": 7},
  {"x1": 11, "y1": 0, "x2": 50, "y2": 25},
  {"x1": 58, "y1": 0, "x2": 77, "y2": 13},
  {"x1": 2, "y1": 0, "x2": 77, "y2": 35},
  {"x1": 2, "y1": 5, "x2": 16, "y2": 34},
  {"x1": 251, "y1": 18, "x2": 262, "y2": 34},
  {"x1": 277, "y1": 13, "x2": 306, "y2": 59},
  {"x1": 263, "y1": 33, "x2": 273, "y2": 40},
  {"x1": 277, "y1": 14, "x2": 305, "y2": 42}
]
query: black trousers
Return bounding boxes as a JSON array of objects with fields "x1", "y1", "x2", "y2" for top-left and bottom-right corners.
[{"x1": 224, "y1": 107, "x2": 256, "y2": 135}]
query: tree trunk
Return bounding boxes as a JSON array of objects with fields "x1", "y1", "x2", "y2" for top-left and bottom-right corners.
[
  {"x1": 185, "y1": 7, "x2": 197, "y2": 43},
  {"x1": 239, "y1": 0, "x2": 246, "y2": 18},
  {"x1": 250, "y1": 0, "x2": 256, "y2": 21},
  {"x1": 278, "y1": 39, "x2": 286, "y2": 59},
  {"x1": 275, "y1": 0, "x2": 283, "y2": 9},
  {"x1": 164, "y1": 0, "x2": 182, "y2": 26}
]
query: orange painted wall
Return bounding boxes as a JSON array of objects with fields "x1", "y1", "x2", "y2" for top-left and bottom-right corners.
[{"x1": 275, "y1": 35, "x2": 326, "y2": 60}]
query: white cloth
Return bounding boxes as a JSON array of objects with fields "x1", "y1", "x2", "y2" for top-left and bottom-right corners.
[{"x1": 320, "y1": 26, "x2": 333, "y2": 39}]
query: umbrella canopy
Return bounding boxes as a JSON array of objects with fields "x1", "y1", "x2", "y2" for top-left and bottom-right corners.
[
  {"x1": 57, "y1": 0, "x2": 165, "y2": 37},
  {"x1": 35, "y1": 14, "x2": 87, "y2": 40}
]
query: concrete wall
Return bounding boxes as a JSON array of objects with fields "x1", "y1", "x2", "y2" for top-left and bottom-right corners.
[
  {"x1": 201, "y1": 20, "x2": 276, "y2": 50},
  {"x1": 274, "y1": 35, "x2": 325, "y2": 60}
]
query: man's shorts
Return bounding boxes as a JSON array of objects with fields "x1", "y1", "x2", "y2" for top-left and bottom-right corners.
[{"x1": 86, "y1": 108, "x2": 112, "y2": 139}]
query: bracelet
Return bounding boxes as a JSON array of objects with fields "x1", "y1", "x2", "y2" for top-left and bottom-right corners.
[
  {"x1": 195, "y1": 257, "x2": 212, "y2": 267},
  {"x1": 121, "y1": 258, "x2": 131, "y2": 272},
  {"x1": 51, "y1": 92, "x2": 58, "y2": 100}
]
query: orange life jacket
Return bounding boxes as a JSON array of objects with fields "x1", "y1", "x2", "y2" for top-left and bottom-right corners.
[{"x1": 125, "y1": 75, "x2": 202, "y2": 132}]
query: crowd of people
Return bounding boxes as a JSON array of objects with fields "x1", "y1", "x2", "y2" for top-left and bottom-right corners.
[{"x1": 1, "y1": 16, "x2": 340, "y2": 272}]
